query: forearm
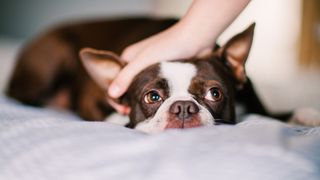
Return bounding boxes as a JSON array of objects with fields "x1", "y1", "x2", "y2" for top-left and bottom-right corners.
[
  {"x1": 175, "y1": 0, "x2": 251, "y2": 51},
  {"x1": 109, "y1": 0, "x2": 251, "y2": 98}
]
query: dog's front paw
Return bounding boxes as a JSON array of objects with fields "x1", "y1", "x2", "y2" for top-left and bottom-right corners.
[{"x1": 290, "y1": 108, "x2": 320, "y2": 127}]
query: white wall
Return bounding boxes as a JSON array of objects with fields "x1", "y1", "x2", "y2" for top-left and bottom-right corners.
[{"x1": 218, "y1": 0, "x2": 320, "y2": 112}]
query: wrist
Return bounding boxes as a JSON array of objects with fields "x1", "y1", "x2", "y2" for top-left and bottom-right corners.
[{"x1": 172, "y1": 19, "x2": 216, "y2": 55}]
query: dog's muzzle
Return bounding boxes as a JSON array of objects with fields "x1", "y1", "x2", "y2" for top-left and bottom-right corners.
[{"x1": 166, "y1": 100, "x2": 201, "y2": 129}]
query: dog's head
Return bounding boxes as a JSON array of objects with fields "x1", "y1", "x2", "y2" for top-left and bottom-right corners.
[{"x1": 79, "y1": 23, "x2": 255, "y2": 133}]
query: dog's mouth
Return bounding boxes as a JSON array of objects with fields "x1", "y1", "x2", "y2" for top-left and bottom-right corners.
[{"x1": 165, "y1": 115, "x2": 201, "y2": 129}]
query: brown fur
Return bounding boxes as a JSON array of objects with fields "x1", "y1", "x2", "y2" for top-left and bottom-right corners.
[
  {"x1": 7, "y1": 18, "x2": 281, "y2": 129},
  {"x1": 7, "y1": 18, "x2": 177, "y2": 121}
]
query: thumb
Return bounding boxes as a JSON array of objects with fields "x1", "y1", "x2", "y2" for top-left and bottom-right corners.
[{"x1": 108, "y1": 59, "x2": 150, "y2": 98}]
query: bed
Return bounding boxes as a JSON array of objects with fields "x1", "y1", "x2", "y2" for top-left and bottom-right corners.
[
  {"x1": 0, "y1": 38, "x2": 320, "y2": 180},
  {"x1": 0, "y1": 95, "x2": 320, "y2": 180}
]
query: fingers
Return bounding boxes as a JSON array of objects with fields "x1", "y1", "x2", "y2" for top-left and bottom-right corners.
[
  {"x1": 109, "y1": 26, "x2": 203, "y2": 98},
  {"x1": 113, "y1": 35, "x2": 162, "y2": 98},
  {"x1": 106, "y1": 97, "x2": 131, "y2": 115},
  {"x1": 112, "y1": 43, "x2": 149, "y2": 98},
  {"x1": 108, "y1": 58, "x2": 151, "y2": 98},
  {"x1": 121, "y1": 36, "x2": 155, "y2": 62},
  {"x1": 121, "y1": 45, "x2": 140, "y2": 62}
]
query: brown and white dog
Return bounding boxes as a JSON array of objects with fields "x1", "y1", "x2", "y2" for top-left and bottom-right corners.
[{"x1": 9, "y1": 17, "x2": 311, "y2": 134}]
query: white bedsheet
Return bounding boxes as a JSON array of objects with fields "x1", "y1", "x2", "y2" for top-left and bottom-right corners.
[{"x1": 0, "y1": 96, "x2": 320, "y2": 180}]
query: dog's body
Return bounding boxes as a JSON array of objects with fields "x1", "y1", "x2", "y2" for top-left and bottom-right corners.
[
  {"x1": 7, "y1": 17, "x2": 291, "y2": 133},
  {"x1": 8, "y1": 18, "x2": 177, "y2": 121}
]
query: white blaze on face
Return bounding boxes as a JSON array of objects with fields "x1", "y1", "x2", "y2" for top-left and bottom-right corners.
[
  {"x1": 161, "y1": 62, "x2": 197, "y2": 96},
  {"x1": 135, "y1": 62, "x2": 214, "y2": 134}
]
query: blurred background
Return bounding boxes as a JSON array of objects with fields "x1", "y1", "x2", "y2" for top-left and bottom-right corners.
[{"x1": 0, "y1": 0, "x2": 319, "y2": 113}]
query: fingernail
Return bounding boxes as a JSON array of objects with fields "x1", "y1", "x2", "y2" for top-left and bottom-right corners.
[{"x1": 109, "y1": 84, "x2": 121, "y2": 97}]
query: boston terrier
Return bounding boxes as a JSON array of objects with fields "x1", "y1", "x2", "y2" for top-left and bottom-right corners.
[{"x1": 7, "y1": 18, "x2": 317, "y2": 133}]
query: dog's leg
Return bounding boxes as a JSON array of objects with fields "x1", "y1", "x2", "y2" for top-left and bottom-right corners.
[{"x1": 7, "y1": 35, "x2": 77, "y2": 107}]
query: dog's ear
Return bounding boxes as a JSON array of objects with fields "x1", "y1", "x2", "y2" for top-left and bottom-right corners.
[
  {"x1": 79, "y1": 48, "x2": 126, "y2": 90},
  {"x1": 80, "y1": 48, "x2": 130, "y2": 115},
  {"x1": 218, "y1": 23, "x2": 255, "y2": 87}
]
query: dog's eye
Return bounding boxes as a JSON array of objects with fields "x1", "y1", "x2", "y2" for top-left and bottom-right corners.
[
  {"x1": 205, "y1": 88, "x2": 222, "y2": 101},
  {"x1": 144, "y1": 90, "x2": 162, "y2": 104}
]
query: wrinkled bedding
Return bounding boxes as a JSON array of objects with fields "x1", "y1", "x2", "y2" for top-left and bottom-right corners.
[{"x1": 0, "y1": 96, "x2": 320, "y2": 180}]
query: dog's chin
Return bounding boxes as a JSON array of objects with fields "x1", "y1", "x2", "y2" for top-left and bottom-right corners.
[
  {"x1": 165, "y1": 115, "x2": 202, "y2": 129},
  {"x1": 134, "y1": 105, "x2": 214, "y2": 134}
]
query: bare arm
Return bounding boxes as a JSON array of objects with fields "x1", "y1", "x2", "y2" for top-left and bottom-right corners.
[{"x1": 108, "y1": 0, "x2": 251, "y2": 99}]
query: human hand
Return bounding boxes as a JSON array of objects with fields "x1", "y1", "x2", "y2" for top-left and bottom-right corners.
[
  {"x1": 108, "y1": 0, "x2": 251, "y2": 99},
  {"x1": 108, "y1": 23, "x2": 212, "y2": 99}
]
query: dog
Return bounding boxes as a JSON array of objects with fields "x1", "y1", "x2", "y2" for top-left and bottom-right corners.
[{"x1": 8, "y1": 17, "x2": 313, "y2": 134}]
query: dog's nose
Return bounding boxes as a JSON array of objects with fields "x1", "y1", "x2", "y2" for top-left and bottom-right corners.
[{"x1": 169, "y1": 100, "x2": 199, "y2": 120}]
